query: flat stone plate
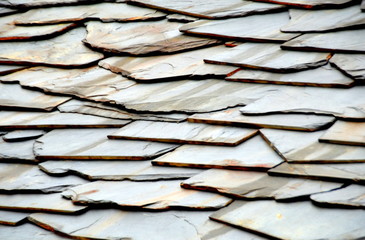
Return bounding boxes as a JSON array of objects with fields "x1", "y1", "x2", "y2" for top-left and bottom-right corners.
[
  {"x1": 152, "y1": 135, "x2": 283, "y2": 170},
  {"x1": 261, "y1": 129, "x2": 365, "y2": 163},
  {"x1": 240, "y1": 85, "x2": 365, "y2": 119},
  {"x1": 39, "y1": 160, "x2": 202, "y2": 181},
  {"x1": 0, "y1": 27, "x2": 103, "y2": 67},
  {"x1": 269, "y1": 162, "x2": 365, "y2": 184},
  {"x1": 282, "y1": 29, "x2": 365, "y2": 53},
  {"x1": 109, "y1": 120, "x2": 258, "y2": 146},
  {"x1": 188, "y1": 108, "x2": 336, "y2": 131},
  {"x1": 0, "y1": 138, "x2": 36, "y2": 162},
  {"x1": 311, "y1": 184, "x2": 365, "y2": 208},
  {"x1": 330, "y1": 53, "x2": 365, "y2": 81},
  {"x1": 34, "y1": 128, "x2": 178, "y2": 160},
  {"x1": 0, "y1": 163, "x2": 87, "y2": 192},
  {"x1": 0, "y1": 193, "x2": 87, "y2": 213},
  {"x1": 248, "y1": 0, "x2": 356, "y2": 9},
  {"x1": 14, "y1": 3, "x2": 165, "y2": 25},
  {"x1": 182, "y1": 169, "x2": 342, "y2": 200},
  {"x1": 0, "y1": 210, "x2": 28, "y2": 225},
  {"x1": 180, "y1": 12, "x2": 298, "y2": 43},
  {"x1": 0, "y1": 65, "x2": 27, "y2": 75},
  {"x1": 1, "y1": 66, "x2": 136, "y2": 102},
  {"x1": 226, "y1": 64, "x2": 354, "y2": 87},
  {"x1": 210, "y1": 200, "x2": 365, "y2": 240},
  {"x1": 84, "y1": 20, "x2": 220, "y2": 55},
  {"x1": 319, "y1": 121, "x2": 365, "y2": 146},
  {"x1": 3, "y1": 130, "x2": 46, "y2": 142},
  {"x1": 0, "y1": 111, "x2": 130, "y2": 129},
  {"x1": 0, "y1": 0, "x2": 100, "y2": 8},
  {"x1": 0, "y1": 223, "x2": 68, "y2": 240},
  {"x1": 63, "y1": 180, "x2": 232, "y2": 210},
  {"x1": 362, "y1": 0, "x2": 365, "y2": 11},
  {"x1": 99, "y1": 46, "x2": 237, "y2": 81},
  {"x1": 0, "y1": 7, "x2": 18, "y2": 16},
  {"x1": 126, "y1": 0, "x2": 284, "y2": 19},
  {"x1": 204, "y1": 43, "x2": 330, "y2": 72},
  {"x1": 281, "y1": 5, "x2": 365, "y2": 33}
]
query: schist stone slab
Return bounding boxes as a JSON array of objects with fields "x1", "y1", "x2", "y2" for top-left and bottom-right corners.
[
  {"x1": 0, "y1": 83, "x2": 70, "y2": 111},
  {"x1": 0, "y1": 111, "x2": 130, "y2": 129},
  {"x1": 0, "y1": 0, "x2": 101, "y2": 8},
  {"x1": 189, "y1": 108, "x2": 335, "y2": 131},
  {"x1": 180, "y1": 12, "x2": 298, "y2": 43},
  {"x1": 282, "y1": 29, "x2": 365, "y2": 53},
  {"x1": 126, "y1": 0, "x2": 285, "y2": 19},
  {"x1": 0, "y1": 193, "x2": 87, "y2": 213},
  {"x1": 247, "y1": 0, "x2": 356, "y2": 9},
  {"x1": 1, "y1": 66, "x2": 136, "y2": 102},
  {"x1": 109, "y1": 121, "x2": 258, "y2": 146},
  {"x1": 311, "y1": 184, "x2": 365, "y2": 208},
  {"x1": 0, "y1": 7, "x2": 17, "y2": 16},
  {"x1": 260, "y1": 129, "x2": 365, "y2": 163},
  {"x1": 14, "y1": 3, "x2": 165, "y2": 25},
  {"x1": 204, "y1": 43, "x2": 330, "y2": 72},
  {"x1": 0, "y1": 27, "x2": 103, "y2": 67},
  {"x1": 330, "y1": 53, "x2": 365, "y2": 81},
  {"x1": 84, "y1": 20, "x2": 220, "y2": 55},
  {"x1": 0, "y1": 138, "x2": 36, "y2": 162},
  {"x1": 152, "y1": 135, "x2": 283, "y2": 170},
  {"x1": 0, "y1": 65, "x2": 27, "y2": 75},
  {"x1": 0, "y1": 163, "x2": 87, "y2": 193},
  {"x1": 269, "y1": 162, "x2": 365, "y2": 184},
  {"x1": 362, "y1": 0, "x2": 365, "y2": 11},
  {"x1": 0, "y1": 210, "x2": 27, "y2": 225},
  {"x1": 39, "y1": 160, "x2": 202, "y2": 181},
  {"x1": 34, "y1": 128, "x2": 179, "y2": 160},
  {"x1": 320, "y1": 121, "x2": 365, "y2": 146},
  {"x1": 3, "y1": 130, "x2": 46, "y2": 142},
  {"x1": 240, "y1": 85, "x2": 365, "y2": 119},
  {"x1": 182, "y1": 169, "x2": 342, "y2": 200},
  {"x1": 99, "y1": 46, "x2": 237, "y2": 81},
  {"x1": 0, "y1": 223, "x2": 68, "y2": 240},
  {"x1": 226, "y1": 65, "x2": 354, "y2": 88},
  {"x1": 63, "y1": 180, "x2": 232, "y2": 210},
  {"x1": 210, "y1": 200, "x2": 365, "y2": 240},
  {"x1": 282, "y1": 5, "x2": 365, "y2": 33}
]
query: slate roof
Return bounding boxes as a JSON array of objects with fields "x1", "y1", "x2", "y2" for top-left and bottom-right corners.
[{"x1": 0, "y1": 0, "x2": 364, "y2": 239}]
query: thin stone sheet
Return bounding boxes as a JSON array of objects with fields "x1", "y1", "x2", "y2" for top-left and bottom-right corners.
[
  {"x1": 0, "y1": 138, "x2": 37, "y2": 162},
  {"x1": 109, "y1": 121, "x2": 258, "y2": 146},
  {"x1": 0, "y1": 7, "x2": 17, "y2": 16},
  {"x1": 34, "y1": 128, "x2": 179, "y2": 160},
  {"x1": 362, "y1": 0, "x2": 365, "y2": 11},
  {"x1": 39, "y1": 160, "x2": 202, "y2": 181},
  {"x1": 0, "y1": 223, "x2": 68, "y2": 240},
  {"x1": 14, "y1": 3, "x2": 165, "y2": 25},
  {"x1": 63, "y1": 180, "x2": 232, "y2": 210},
  {"x1": 0, "y1": 27, "x2": 104, "y2": 67},
  {"x1": 330, "y1": 53, "x2": 365, "y2": 81},
  {"x1": 0, "y1": 0, "x2": 101, "y2": 8},
  {"x1": 152, "y1": 135, "x2": 283, "y2": 170},
  {"x1": 180, "y1": 12, "x2": 298, "y2": 43},
  {"x1": 204, "y1": 43, "x2": 330, "y2": 72},
  {"x1": 282, "y1": 29, "x2": 365, "y2": 53},
  {"x1": 226, "y1": 65, "x2": 354, "y2": 87},
  {"x1": 319, "y1": 120, "x2": 365, "y2": 146},
  {"x1": 99, "y1": 46, "x2": 237, "y2": 81},
  {"x1": 0, "y1": 210, "x2": 27, "y2": 225},
  {"x1": 0, "y1": 163, "x2": 87, "y2": 193},
  {"x1": 248, "y1": 0, "x2": 356, "y2": 8},
  {"x1": 126, "y1": 0, "x2": 285, "y2": 19},
  {"x1": 84, "y1": 20, "x2": 220, "y2": 55},
  {"x1": 188, "y1": 108, "x2": 336, "y2": 131},
  {"x1": 210, "y1": 200, "x2": 365, "y2": 240},
  {"x1": 182, "y1": 169, "x2": 342, "y2": 200},
  {"x1": 261, "y1": 129, "x2": 365, "y2": 163},
  {"x1": 3, "y1": 130, "x2": 46, "y2": 142},
  {"x1": 0, "y1": 65, "x2": 27, "y2": 75}
]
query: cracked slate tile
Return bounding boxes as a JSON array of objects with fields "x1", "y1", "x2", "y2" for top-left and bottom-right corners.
[
  {"x1": 99, "y1": 46, "x2": 237, "y2": 81},
  {"x1": 362, "y1": 0, "x2": 365, "y2": 11},
  {"x1": 39, "y1": 160, "x2": 202, "y2": 181},
  {"x1": 126, "y1": 0, "x2": 285, "y2": 19},
  {"x1": 0, "y1": 27, "x2": 104, "y2": 67},
  {"x1": 84, "y1": 20, "x2": 220, "y2": 55},
  {"x1": 0, "y1": 138, "x2": 37, "y2": 162},
  {"x1": 310, "y1": 184, "x2": 365, "y2": 208},
  {"x1": 34, "y1": 128, "x2": 179, "y2": 160},
  {"x1": 247, "y1": 0, "x2": 357, "y2": 9},
  {"x1": 0, "y1": 7, "x2": 18, "y2": 16},
  {"x1": 152, "y1": 135, "x2": 283, "y2": 170},
  {"x1": 240, "y1": 85, "x2": 365, "y2": 119},
  {"x1": 0, "y1": 210, "x2": 28, "y2": 225},
  {"x1": 204, "y1": 43, "x2": 330, "y2": 72},
  {"x1": 210, "y1": 200, "x2": 365, "y2": 240},
  {"x1": 226, "y1": 64, "x2": 354, "y2": 88},
  {"x1": 180, "y1": 12, "x2": 299, "y2": 43},
  {"x1": 14, "y1": 2, "x2": 165, "y2": 25},
  {"x1": 3, "y1": 130, "x2": 46, "y2": 142},
  {"x1": 0, "y1": 223, "x2": 68, "y2": 240},
  {"x1": 109, "y1": 120, "x2": 258, "y2": 146},
  {"x1": 63, "y1": 180, "x2": 232, "y2": 210},
  {"x1": 0, "y1": 65, "x2": 28, "y2": 75},
  {"x1": 330, "y1": 53, "x2": 365, "y2": 82},
  {"x1": 281, "y1": 29, "x2": 365, "y2": 53},
  {"x1": 0, "y1": 163, "x2": 87, "y2": 193},
  {"x1": 0, "y1": 0, "x2": 101, "y2": 8},
  {"x1": 319, "y1": 120, "x2": 365, "y2": 146},
  {"x1": 167, "y1": 14, "x2": 198, "y2": 23},
  {"x1": 260, "y1": 129, "x2": 365, "y2": 163},
  {"x1": 1, "y1": 66, "x2": 136, "y2": 102},
  {"x1": 281, "y1": 5, "x2": 365, "y2": 33},
  {"x1": 188, "y1": 108, "x2": 336, "y2": 131},
  {"x1": 182, "y1": 168, "x2": 342, "y2": 201}
]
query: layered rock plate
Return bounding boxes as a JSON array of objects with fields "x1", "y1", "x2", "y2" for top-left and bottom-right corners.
[{"x1": 319, "y1": 120, "x2": 365, "y2": 146}]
